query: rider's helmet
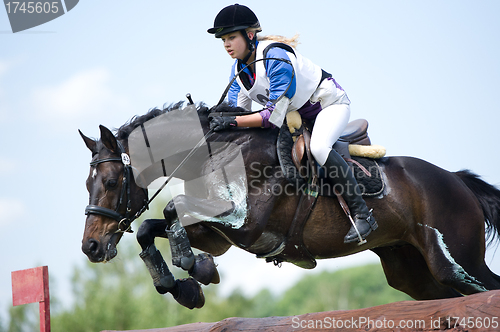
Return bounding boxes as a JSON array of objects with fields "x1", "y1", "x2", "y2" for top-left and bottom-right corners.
[{"x1": 207, "y1": 4, "x2": 262, "y2": 39}]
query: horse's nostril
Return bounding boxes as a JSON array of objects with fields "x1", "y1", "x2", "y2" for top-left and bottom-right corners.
[
  {"x1": 83, "y1": 238, "x2": 99, "y2": 255},
  {"x1": 88, "y1": 239, "x2": 98, "y2": 252}
]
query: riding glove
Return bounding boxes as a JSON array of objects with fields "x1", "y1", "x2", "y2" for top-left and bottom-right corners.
[{"x1": 210, "y1": 116, "x2": 237, "y2": 131}]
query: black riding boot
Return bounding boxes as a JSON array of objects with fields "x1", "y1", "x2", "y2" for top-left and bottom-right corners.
[{"x1": 323, "y1": 150, "x2": 378, "y2": 244}]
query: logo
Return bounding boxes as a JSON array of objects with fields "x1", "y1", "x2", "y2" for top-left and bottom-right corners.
[{"x1": 3, "y1": 0, "x2": 79, "y2": 33}]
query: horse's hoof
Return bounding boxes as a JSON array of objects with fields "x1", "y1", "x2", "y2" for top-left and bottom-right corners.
[
  {"x1": 174, "y1": 278, "x2": 205, "y2": 309},
  {"x1": 155, "y1": 285, "x2": 170, "y2": 294},
  {"x1": 189, "y1": 253, "x2": 220, "y2": 285}
]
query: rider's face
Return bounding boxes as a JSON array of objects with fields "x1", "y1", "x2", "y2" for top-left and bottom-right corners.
[{"x1": 221, "y1": 31, "x2": 253, "y2": 60}]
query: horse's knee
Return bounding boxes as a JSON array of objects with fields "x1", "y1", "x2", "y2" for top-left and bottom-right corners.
[
  {"x1": 137, "y1": 219, "x2": 155, "y2": 249},
  {"x1": 137, "y1": 219, "x2": 168, "y2": 249}
]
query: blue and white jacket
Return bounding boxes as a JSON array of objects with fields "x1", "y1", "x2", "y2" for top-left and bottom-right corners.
[{"x1": 228, "y1": 40, "x2": 326, "y2": 127}]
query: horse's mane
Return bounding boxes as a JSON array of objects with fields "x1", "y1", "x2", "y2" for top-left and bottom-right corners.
[
  {"x1": 115, "y1": 102, "x2": 248, "y2": 141},
  {"x1": 115, "y1": 101, "x2": 211, "y2": 140}
]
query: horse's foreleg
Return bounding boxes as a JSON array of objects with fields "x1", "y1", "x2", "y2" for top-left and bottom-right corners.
[
  {"x1": 137, "y1": 218, "x2": 205, "y2": 309},
  {"x1": 137, "y1": 218, "x2": 175, "y2": 293},
  {"x1": 164, "y1": 197, "x2": 221, "y2": 286}
]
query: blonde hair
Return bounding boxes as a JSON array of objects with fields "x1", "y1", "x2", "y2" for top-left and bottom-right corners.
[
  {"x1": 257, "y1": 34, "x2": 300, "y2": 49},
  {"x1": 244, "y1": 26, "x2": 300, "y2": 49}
]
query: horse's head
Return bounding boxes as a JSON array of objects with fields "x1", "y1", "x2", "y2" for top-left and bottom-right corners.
[{"x1": 79, "y1": 125, "x2": 147, "y2": 263}]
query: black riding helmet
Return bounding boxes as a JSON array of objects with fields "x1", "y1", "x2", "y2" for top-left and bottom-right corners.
[
  {"x1": 208, "y1": 4, "x2": 262, "y2": 63},
  {"x1": 207, "y1": 4, "x2": 261, "y2": 38}
]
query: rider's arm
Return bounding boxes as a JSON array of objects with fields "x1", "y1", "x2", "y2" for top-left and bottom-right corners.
[
  {"x1": 234, "y1": 112, "x2": 263, "y2": 127},
  {"x1": 257, "y1": 47, "x2": 296, "y2": 128},
  {"x1": 231, "y1": 48, "x2": 297, "y2": 128},
  {"x1": 265, "y1": 47, "x2": 296, "y2": 101}
]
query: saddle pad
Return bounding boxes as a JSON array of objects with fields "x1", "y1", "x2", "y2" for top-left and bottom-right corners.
[
  {"x1": 349, "y1": 156, "x2": 384, "y2": 196},
  {"x1": 277, "y1": 126, "x2": 384, "y2": 196}
]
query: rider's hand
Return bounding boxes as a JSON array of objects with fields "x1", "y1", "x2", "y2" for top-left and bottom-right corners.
[
  {"x1": 210, "y1": 116, "x2": 237, "y2": 131},
  {"x1": 264, "y1": 101, "x2": 276, "y2": 112}
]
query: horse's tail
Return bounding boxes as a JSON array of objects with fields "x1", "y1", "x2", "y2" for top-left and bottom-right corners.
[{"x1": 455, "y1": 169, "x2": 500, "y2": 246}]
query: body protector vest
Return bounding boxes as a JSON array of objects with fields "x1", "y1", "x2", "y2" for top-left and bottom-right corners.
[{"x1": 235, "y1": 40, "x2": 322, "y2": 112}]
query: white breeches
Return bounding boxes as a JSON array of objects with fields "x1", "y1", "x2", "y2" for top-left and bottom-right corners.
[{"x1": 310, "y1": 103, "x2": 351, "y2": 166}]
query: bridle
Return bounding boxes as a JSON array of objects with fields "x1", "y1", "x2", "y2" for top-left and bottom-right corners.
[
  {"x1": 84, "y1": 116, "x2": 214, "y2": 234},
  {"x1": 84, "y1": 141, "x2": 148, "y2": 234}
]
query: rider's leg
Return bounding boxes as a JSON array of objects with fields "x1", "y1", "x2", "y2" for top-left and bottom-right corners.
[
  {"x1": 324, "y1": 149, "x2": 378, "y2": 243},
  {"x1": 310, "y1": 103, "x2": 378, "y2": 243}
]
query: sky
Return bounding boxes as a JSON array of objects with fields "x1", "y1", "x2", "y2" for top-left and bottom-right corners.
[{"x1": 1, "y1": 0, "x2": 500, "y2": 322}]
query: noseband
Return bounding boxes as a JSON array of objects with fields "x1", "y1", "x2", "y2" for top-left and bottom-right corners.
[{"x1": 85, "y1": 142, "x2": 148, "y2": 233}]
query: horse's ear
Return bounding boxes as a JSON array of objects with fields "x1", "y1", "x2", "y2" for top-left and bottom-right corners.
[
  {"x1": 99, "y1": 125, "x2": 118, "y2": 153},
  {"x1": 79, "y1": 129, "x2": 97, "y2": 154}
]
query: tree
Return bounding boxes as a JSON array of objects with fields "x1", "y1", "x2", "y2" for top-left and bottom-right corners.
[
  {"x1": 4, "y1": 215, "x2": 413, "y2": 331},
  {"x1": 50, "y1": 234, "x2": 412, "y2": 331}
]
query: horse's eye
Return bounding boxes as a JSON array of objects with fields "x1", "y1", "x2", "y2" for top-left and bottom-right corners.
[{"x1": 107, "y1": 179, "x2": 118, "y2": 188}]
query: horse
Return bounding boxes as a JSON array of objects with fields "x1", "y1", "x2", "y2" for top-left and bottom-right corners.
[{"x1": 79, "y1": 101, "x2": 500, "y2": 309}]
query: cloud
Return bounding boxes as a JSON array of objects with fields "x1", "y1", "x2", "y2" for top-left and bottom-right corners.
[
  {"x1": 33, "y1": 68, "x2": 126, "y2": 122},
  {"x1": 0, "y1": 198, "x2": 26, "y2": 227}
]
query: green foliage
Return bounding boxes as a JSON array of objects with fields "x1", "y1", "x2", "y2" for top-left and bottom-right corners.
[
  {"x1": 4, "y1": 303, "x2": 39, "y2": 332},
  {"x1": 273, "y1": 264, "x2": 413, "y2": 316},
  {"x1": 51, "y1": 237, "x2": 193, "y2": 332},
  {"x1": 50, "y1": 235, "x2": 411, "y2": 331},
  {"x1": 4, "y1": 233, "x2": 412, "y2": 331}
]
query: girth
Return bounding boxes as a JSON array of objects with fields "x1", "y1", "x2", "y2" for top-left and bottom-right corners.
[{"x1": 259, "y1": 130, "x2": 319, "y2": 269}]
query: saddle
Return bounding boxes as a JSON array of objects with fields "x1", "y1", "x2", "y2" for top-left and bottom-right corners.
[
  {"x1": 262, "y1": 113, "x2": 386, "y2": 269},
  {"x1": 278, "y1": 113, "x2": 386, "y2": 196}
]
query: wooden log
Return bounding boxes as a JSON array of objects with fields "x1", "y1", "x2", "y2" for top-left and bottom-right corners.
[{"x1": 102, "y1": 290, "x2": 500, "y2": 331}]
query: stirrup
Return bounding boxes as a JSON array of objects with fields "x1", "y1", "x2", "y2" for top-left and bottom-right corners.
[{"x1": 345, "y1": 209, "x2": 377, "y2": 245}]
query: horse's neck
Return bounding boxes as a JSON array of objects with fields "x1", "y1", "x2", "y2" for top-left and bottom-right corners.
[{"x1": 208, "y1": 127, "x2": 280, "y2": 170}]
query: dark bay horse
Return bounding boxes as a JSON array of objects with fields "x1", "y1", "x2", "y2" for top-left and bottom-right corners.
[{"x1": 79, "y1": 102, "x2": 500, "y2": 309}]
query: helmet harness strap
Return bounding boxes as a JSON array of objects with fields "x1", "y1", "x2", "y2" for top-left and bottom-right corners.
[{"x1": 240, "y1": 29, "x2": 256, "y2": 64}]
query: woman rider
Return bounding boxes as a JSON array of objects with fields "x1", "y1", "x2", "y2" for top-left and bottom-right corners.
[{"x1": 208, "y1": 4, "x2": 377, "y2": 244}]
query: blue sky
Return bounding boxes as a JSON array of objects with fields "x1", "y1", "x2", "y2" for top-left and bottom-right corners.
[{"x1": 1, "y1": 0, "x2": 500, "y2": 320}]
